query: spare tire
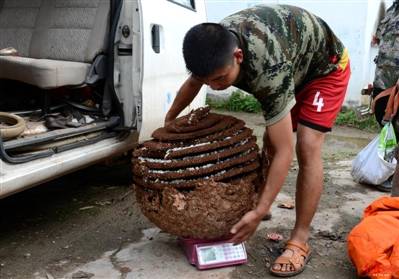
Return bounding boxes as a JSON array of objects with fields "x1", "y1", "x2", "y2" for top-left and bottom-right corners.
[{"x1": 0, "y1": 112, "x2": 26, "y2": 140}]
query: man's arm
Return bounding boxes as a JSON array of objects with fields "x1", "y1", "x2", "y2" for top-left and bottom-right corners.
[
  {"x1": 164, "y1": 76, "x2": 203, "y2": 125},
  {"x1": 230, "y1": 113, "x2": 294, "y2": 243},
  {"x1": 255, "y1": 113, "x2": 294, "y2": 216}
]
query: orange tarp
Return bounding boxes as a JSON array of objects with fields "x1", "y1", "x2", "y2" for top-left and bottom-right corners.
[{"x1": 348, "y1": 197, "x2": 399, "y2": 279}]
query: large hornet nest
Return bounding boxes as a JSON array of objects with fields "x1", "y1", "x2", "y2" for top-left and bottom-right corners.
[{"x1": 132, "y1": 107, "x2": 260, "y2": 239}]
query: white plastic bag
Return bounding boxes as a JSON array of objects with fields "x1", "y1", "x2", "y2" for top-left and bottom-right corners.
[{"x1": 351, "y1": 123, "x2": 397, "y2": 185}]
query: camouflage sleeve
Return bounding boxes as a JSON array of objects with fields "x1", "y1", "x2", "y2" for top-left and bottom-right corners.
[
  {"x1": 376, "y1": 17, "x2": 388, "y2": 40},
  {"x1": 375, "y1": 5, "x2": 388, "y2": 40},
  {"x1": 376, "y1": 23, "x2": 383, "y2": 40},
  {"x1": 251, "y1": 62, "x2": 296, "y2": 126}
]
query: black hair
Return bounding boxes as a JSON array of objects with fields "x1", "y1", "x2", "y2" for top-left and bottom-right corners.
[{"x1": 182, "y1": 23, "x2": 238, "y2": 78}]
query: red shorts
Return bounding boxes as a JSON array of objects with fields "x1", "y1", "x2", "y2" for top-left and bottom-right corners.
[{"x1": 291, "y1": 62, "x2": 351, "y2": 132}]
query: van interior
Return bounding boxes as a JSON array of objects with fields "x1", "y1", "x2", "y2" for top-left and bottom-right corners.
[{"x1": 0, "y1": 0, "x2": 125, "y2": 164}]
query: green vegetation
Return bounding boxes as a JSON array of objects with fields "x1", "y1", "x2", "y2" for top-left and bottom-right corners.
[
  {"x1": 335, "y1": 107, "x2": 379, "y2": 132},
  {"x1": 206, "y1": 90, "x2": 262, "y2": 113},
  {"x1": 207, "y1": 91, "x2": 379, "y2": 131}
]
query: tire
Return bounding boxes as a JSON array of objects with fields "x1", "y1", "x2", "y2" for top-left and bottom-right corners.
[{"x1": 0, "y1": 112, "x2": 26, "y2": 140}]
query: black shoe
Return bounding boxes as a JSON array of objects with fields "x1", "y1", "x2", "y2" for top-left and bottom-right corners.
[{"x1": 376, "y1": 178, "x2": 392, "y2": 192}]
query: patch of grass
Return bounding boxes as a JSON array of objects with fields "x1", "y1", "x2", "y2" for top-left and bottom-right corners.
[
  {"x1": 205, "y1": 97, "x2": 227, "y2": 110},
  {"x1": 335, "y1": 107, "x2": 379, "y2": 132},
  {"x1": 206, "y1": 90, "x2": 262, "y2": 113}
]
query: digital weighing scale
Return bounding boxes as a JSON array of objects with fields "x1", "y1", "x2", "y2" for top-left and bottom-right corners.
[{"x1": 179, "y1": 238, "x2": 248, "y2": 270}]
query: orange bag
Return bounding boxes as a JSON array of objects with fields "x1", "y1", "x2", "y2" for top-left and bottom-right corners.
[{"x1": 348, "y1": 197, "x2": 399, "y2": 279}]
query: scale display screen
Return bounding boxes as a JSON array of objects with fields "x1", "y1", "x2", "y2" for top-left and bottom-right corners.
[{"x1": 196, "y1": 242, "x2": 247, "y2": 268}]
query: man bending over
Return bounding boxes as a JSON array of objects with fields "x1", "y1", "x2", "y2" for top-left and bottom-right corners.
[{"x1": 165, "y1": 5, "x2": 350, "y2": 277}]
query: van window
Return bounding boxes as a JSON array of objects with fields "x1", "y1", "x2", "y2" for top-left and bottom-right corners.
[{"x1": 168, "y1": 0, "x2": 196, "y2": 10}]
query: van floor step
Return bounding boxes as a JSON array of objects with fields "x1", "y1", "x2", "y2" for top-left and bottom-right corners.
[
  {"x1": 4, "y1": 116, "x2": 120, "y2": 150},
  {"x1": 0, "y1": 131, "x2": 118, "y2": 164}
]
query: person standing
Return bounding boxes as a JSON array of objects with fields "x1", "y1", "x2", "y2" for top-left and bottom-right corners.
[
  {"x1": 370, "y1": 1, "x2": 399, "y2": 192},
  {"x1": 372, "y1": 0, "x2": 399, "y2": 126}
]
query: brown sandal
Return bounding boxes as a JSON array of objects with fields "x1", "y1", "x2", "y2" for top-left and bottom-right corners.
[{"x1": 269, "y1": 240, "x2": 312, "y2": 277}]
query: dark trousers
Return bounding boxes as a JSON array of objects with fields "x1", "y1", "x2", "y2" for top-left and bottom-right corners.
[{"x1": 373, "y1": 88, "x2": 389, "y2": 127}]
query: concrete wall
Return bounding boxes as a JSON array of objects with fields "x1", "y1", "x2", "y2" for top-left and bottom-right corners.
[{"x1": 205, "y1": 0, "x2": 393, "y2": 106}]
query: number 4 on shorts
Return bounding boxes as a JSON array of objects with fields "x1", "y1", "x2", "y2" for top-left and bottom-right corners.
[{"x1": 313, "y1": 91, "x2": 324, "y2": 112}]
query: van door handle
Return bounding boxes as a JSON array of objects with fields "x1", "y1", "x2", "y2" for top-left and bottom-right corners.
[
  {"x1": 151, "y1": 24, "x2": 161, "y2": 53},
  {"x1": 117, "y1": 43, "x2": 132, "y2": 56}
]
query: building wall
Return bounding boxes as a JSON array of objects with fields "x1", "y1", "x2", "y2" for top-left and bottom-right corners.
[{"x1": 205, "y1": 0, "x2": 393, "y2": 106}]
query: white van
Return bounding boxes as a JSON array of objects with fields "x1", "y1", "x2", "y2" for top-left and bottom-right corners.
[{"x1": 0, "y1": 0, "x2": 207, "y2": 198}]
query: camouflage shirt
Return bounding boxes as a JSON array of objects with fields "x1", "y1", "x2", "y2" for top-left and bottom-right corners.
[
  {"x1": 374, "y1": 2, "x2": 399, "y2": 90},
  {"x1": 221, "y1": 5, "x2": 345, "y2": 126}
]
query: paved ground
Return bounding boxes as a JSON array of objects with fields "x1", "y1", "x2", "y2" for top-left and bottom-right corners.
[{"x1": 0, "y1": 110, "x2": 383, "y2": 279}]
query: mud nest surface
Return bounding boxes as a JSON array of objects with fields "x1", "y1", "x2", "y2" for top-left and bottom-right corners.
[{"x1": 132, "y1": 107, "x2": 260, "y2": 239}]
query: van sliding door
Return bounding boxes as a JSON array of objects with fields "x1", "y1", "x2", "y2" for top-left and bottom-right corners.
[
  {"x1": 113, "y1": 0, "x2": 142, "y2": 129},
  {"x1": 138, "y1": 0, "x2": 207, "y2": 141}
]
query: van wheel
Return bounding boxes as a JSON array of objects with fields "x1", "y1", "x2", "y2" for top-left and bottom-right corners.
[{"x1": 0, "y1": 112, "x2": 26, "y2": 140}]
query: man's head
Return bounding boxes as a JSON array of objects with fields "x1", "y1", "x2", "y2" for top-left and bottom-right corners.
[{"x1": 183, "y1": 23, "x2": 243, "y2": 90}]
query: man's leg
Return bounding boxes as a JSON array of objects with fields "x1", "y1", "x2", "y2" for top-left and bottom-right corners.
[
  {"x1": 271, "y1": 60, "x2": 350, "y2": 274},
  {"x1": 292, "y1": 124, "x2": 325, "y2": 242},
  {"x1": 372, "y1": 88, "x2": 388, "y2": 127},
  {"x1": 272, "y1": 124, "x2": 325, "y2": 272}
]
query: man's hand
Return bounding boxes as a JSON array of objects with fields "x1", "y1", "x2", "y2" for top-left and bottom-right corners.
[
  {"x1": 371, "y1": 35, "x2": 380, "y2": 46},
  {"x1": 164, "y1": 76, "x2": 203, "y2": 126},
  {"x1": 164, "y1": 119, "x2": 173, "y2": 128},
  {"x1": 229, "y1": 209, "x2": 263, "y2": 244}
]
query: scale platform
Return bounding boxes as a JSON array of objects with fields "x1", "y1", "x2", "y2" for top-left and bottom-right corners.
[{"x1": 179, "y1": 237, "x2": 247, "y2": 270}]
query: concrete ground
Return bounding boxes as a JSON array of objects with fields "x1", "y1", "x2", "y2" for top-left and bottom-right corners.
[{"x1": 0, "y1": 110, "x2": 383, "y2": 279}]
